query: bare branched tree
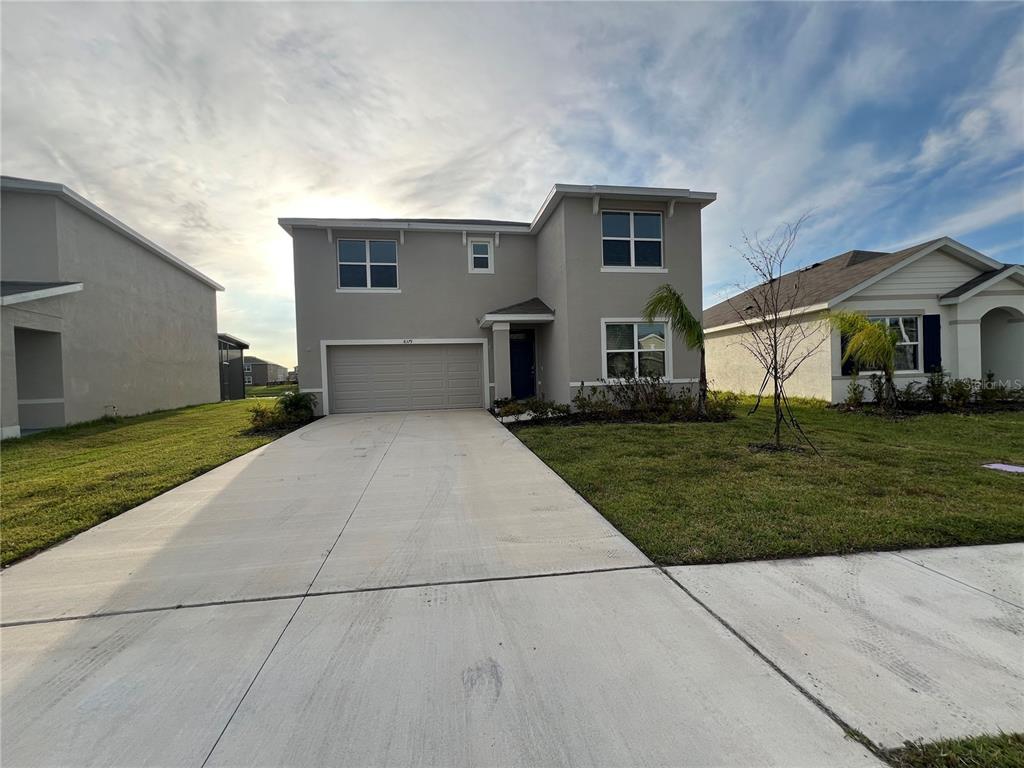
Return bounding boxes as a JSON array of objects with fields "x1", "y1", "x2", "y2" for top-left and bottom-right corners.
[{"x1": 728, "y1": 214, "x2": 827, "y2": 451}]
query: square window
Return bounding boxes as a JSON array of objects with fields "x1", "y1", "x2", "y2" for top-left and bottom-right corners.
[
  {"x1": 602, "y1": 240, "x2": 631, "y2": 267},
  {"x1": 633, "y1": 213, "x2": 662, "y2": 239},
  {"x1": 339, "y1": 264, "x2": 367, "y2": 288},
  {"x1": 369, "y1": 240, "x2": 397, "y2": 263},
  {"x1": 472, "y1": 242, "x2": 490, "y2": 256},
  {"x1": 369, "y1": 264, "x2": 398, "y2": 288},
  {"x1": 634, "y1": 241, "x2": 662, "y2": 267},
  {"x1": 339, "y1": 240, "x2": 366, "y2": 263},
  {"x1": 895, "y1": 345, "x2": 918, "y2": 371},
  {"x1": 473, "y1": 256, "x2": 490, "y2": 270},
  {"x1": 605, "y1": 323, "x2": 635, "y2": 351},
  {"x1": 601, "y1": 212, "x2": 631, "y2": 238},
  {"x1": 637, "y1": 323, "x2": 666, "y2": 350}
]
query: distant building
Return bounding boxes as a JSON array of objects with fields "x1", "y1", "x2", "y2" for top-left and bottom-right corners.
[
  {"x1": 243, "y1": 355, "x2": 288, "y2": 386},
  {"x1": 218, "y1": 333, "x2": 249, "y2": 400},
  {"x1": 286, "y1": 367, "x2": 298, "y2": 384},
  {"x1": 1, "y1": 176, "x2": 223, "y2": 438}
]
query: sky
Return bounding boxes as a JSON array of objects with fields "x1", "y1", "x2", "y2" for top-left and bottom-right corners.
[{"x1": 2, "y1": 2, "x2": 1022, "y2": 368}]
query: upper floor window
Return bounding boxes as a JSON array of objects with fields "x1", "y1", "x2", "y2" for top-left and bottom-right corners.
[
  {"x1": 603, "y1": 320, "x2": 667, "y2": 379},
  {"x1": 338, "y1": 239, "x2": 399, "y2": 290},
  {"x1": 468, "y1": 238, "x2": 494, "y2": 274},
  {"x1": 601, "y1": 211, "x2": 663, "y2": 269},
  {"x1": 243, "y1": 363, "x2": 252, "y2": 373}
]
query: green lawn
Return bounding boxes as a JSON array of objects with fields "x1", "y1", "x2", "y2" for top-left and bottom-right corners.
[
  {"x1": 515, "y1": 403, "x2": 1024, "y2": 565},
  {"x1": 885, "y1": 734, "x2": 1024, "y2": 768},
  {"x1": 246, "y1": 383, "x2": 297, "y2": 398},
  {"x1": 0, "y1": 400, "x2": 279, "y2": 566}
]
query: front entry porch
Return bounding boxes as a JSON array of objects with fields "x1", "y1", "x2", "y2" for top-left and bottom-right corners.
[{"x1": 479, "y1": 297, "x2": 555, "y2": 401}]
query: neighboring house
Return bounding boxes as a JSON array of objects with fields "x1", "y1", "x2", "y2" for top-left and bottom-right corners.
[
  {"x1": 703, "y1": 237, "x2": 1024, "y2": 402},
  {"x1": 243, "y1": 356, "x2": 289, "y2": 386},
  {"x1": 1, "y1": 176, "x2": 223, "y2": 439},
  {"x1": 286, "y1": 367, "x2": 298, "y2": 384},
  {"x1": 218, "y1": 333, "x2": 249, "y2": 400},
  {"x1": 281, "y1": 183, "x2": 716, "y2": 414}
]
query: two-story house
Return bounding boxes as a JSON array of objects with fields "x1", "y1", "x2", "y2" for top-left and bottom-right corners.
[
  {"x1": 1, "y1": 176, "x2": 223, "y2": 437},
  {"x1": 243, "y1": 355, "x2": 289, "y2": 386},
  {"x1": 281, "y1": 184, "x2": 716, "y2": 414}
]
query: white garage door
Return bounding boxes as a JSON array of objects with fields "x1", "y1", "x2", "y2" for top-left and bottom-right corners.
[{"x1": 327, "y1": 344, "x2": 484, "y2": 414}]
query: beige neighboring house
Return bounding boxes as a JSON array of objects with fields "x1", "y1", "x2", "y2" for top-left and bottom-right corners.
[
  {"x1": 703, "y1": 237, "x2": 1024, "y2": 402},
  {"x1": 1, "y1": 176, "x2": 224, "y2": 438},
  {"x1": 281, "y1": 184, "x2": 716, "y2": 414}
]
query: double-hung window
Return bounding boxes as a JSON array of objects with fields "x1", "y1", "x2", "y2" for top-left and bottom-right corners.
[
  {"x1": 603, "y1": 321, "x2": 668, "y2": 379},
  {"x1": 243, "y1": 363, "x2": 252, "y2": 373},
  {"x1": 468, "y1": 238, "x2": 493, "y2": 274},
  {"x1": 869, "y1": 315, "x2": 921, "y2": 372},
  {"x1": 601, "y1": 211, "x2": 663, "y2": 269},
  {"x1": 244, "y1": 375, "x2": 253, "y2": 385},
  {"x1": 338, "y1": 239, "x2": 399, "y2": 290}
]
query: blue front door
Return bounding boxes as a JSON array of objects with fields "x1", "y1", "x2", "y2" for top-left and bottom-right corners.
[{"x1": 509, "y1": 329, "x2": 536, "y2": 400}]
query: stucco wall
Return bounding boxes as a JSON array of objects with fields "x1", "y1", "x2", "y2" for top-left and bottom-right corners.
[
  {"x1": 291, "y1": 226, "x2": 538, "y2": 405},
  {"x1": 0, "y1": 192, "x2": 60, "y2": 281},
  {"x1": 535, "y1": 203, "x2": 570, "y2": 403},
  {"x1": 705, "y1": 313, "x2": 832, "y2": 400},
  {"x1": 53, "y1": 198, "x2": 219, "y2": 423},
  {"x1": 561, "y1": 196, "x2": 703, "y2": 391}
]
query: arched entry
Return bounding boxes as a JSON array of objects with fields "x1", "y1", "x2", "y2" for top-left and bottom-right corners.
[{"x1": 980, "y1": 307, "x2": 1024, "y2": 388}]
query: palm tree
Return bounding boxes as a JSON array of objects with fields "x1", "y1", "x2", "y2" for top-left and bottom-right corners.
[
  {"x1": 643, "y1": 284, "x2": 707, "y2": 417},
  {"x1": 830, "y1": 311, "x2": 898, "y2": 411}
]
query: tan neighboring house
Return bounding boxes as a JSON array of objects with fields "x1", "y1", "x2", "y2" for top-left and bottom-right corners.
[
  {"x1": 281, "y1": 184, "x2": 716, "y2": 414},
  {"x1": 1, "y1": 176, "x2": 224, "y2": 438},
  {"x1": 703, "y1": 237, "x2": 1024, "y2": 402}
]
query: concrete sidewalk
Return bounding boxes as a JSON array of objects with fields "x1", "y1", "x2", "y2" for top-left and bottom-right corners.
[{"x1": 1, "y1": 410, "x2": 880, "y2": 767}]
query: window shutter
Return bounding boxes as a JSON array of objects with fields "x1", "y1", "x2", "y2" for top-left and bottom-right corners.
[
  {"x1": 923, "y1": 314, "x2": 942, "y2": 372},
  {"x1": 840, "y1": 333, "x2": 857, "y2": 376}
]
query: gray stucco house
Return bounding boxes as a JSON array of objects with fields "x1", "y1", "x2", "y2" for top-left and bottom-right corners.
[
  {"x1": 1, "y1": 176, "x2": 224, "y2": 438},
  {"x1": 281, "y1": 184, "x2": 715, "y2": 414},
  {"x1": 218, "y1": 333, "x2": 249, "y2": 400},
  {"x1": 243, "y1": 355, "x2": 289, "y2": 387}
]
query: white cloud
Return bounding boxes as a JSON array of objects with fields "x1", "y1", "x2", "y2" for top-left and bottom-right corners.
[{"x1": 2, "y1": 3, "x2": 1021, "y2": 366}]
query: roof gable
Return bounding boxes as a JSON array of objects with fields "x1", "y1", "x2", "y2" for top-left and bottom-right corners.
[{"x1": 703, "y1": 237, "x2": 1003, "y2": 330}]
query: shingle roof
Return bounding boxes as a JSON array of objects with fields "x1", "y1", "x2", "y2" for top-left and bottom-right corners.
[
  {"x1": 486, "y1": 297, "x2": 554, "y2": 316},
  {"x1": 940, "y1": 265, "x2": 1013, "y2": 299},
  {"x1": 702, "y1": 238, "x2": 944, "y2": 329},
  {"x1": 243, "y1": 355, "x2": 285, "y2": 367},
  {"x1": 1, "y1": 280, "x2": 79, "y2": 297}
]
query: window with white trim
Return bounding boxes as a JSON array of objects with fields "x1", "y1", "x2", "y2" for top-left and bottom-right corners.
[
  {"x1": 601, "y1": 211, "x2": 663, "y2": 268},
  {"x1": 244, "y1": 375, "x2": 253, "y2": 385},
  {"x1": 468, "y1": 238, "x2": 493, "y2": 274},
  {"x1": 338, "y1": 239, "x2": 399, "y2": 289},
  {"x1": 604, "y1": 321, "x2": 667, "y2": 379},
  {"x1": 243, "y1": 363, "x2": 252, "y2": 373},
  {"x1": 869, "y1": 315, "x2": 921, "y2": 372}
]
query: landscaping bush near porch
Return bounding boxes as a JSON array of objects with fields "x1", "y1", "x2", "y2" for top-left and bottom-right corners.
[{"x1": 515, "y1": 399, "x2": 1024, "y2": 565}]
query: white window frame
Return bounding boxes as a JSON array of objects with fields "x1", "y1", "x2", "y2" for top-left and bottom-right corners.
[
  {"x1": 468, "y1": 238, "x2": 494, "y2": 274},
  {"x1": 337, "y1": 239, "x2": 401, "y2": 293},
  {"x1": 244, "y1": 375, "x2": 253, "y2": 385},
  {"x1": 600, "y1": 210, "x2": 666, "y2": 272},
  {"x1": 867, "y1": 315, "x2": 922, "y2": 373},
  {"x1": 243, "y1": 363, "x2": 252, "y2": 373},
  {"x1": 600, "y1": 318, "x2": 673, "y2": 381}
]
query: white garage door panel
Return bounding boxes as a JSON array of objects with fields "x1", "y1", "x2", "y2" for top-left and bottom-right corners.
[{"x1": 328, "y1": 344, "x2": 484, "y2": 413}]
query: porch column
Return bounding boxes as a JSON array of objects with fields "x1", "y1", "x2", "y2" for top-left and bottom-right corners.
[
  {"x1": 953, "y1": 319, "x2": 982, "y2": 380},
  {"x1": 492, "y1": 322, "x2": 512, "y2": 400}
]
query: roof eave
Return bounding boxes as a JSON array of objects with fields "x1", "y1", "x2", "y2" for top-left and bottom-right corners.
[
  {"x1": 0, "y1": 282, "x2": 84, "y2": 306},
  {"x1": 939, "y1": 264, "x2": 1024, "y2": 305},
  {"x1": 479, "y1": 313, "x2": 556, "y2": 329}
]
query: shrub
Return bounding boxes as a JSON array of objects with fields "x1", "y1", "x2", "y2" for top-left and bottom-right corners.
[
  {"x1": 704, "y1": 390, "x2": 739, "y2": 421},
  {"x1": 946, "y1": 377, "x2": 977, "y2": 409},
  {"x1": 248, "y1": 391, "x2": 318, "y2": 433},
  {"x1": 606, "y1": 375, "x2": 677, "y2": 417},
  {"x1": 925, "y1": 368, "x2": 948, "y2": 406},
  {"x1": 899, "y1": 381, "x2": 926, "y2": 404},
  {"x1": 571, "y1": 385, "x2": 620, "y2": 419},
  {"x1": 845, "y1": 373, "x2": 865, "y2": 407}
]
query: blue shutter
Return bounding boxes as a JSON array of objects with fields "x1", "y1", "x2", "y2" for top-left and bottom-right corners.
[{"x1": 923, "y1": 314, "x2": 941, "y2": 372}]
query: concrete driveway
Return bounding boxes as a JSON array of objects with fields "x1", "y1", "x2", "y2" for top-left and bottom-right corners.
[{"x1": 1, "y1": 410, "x2": 881, "y2": 767}]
